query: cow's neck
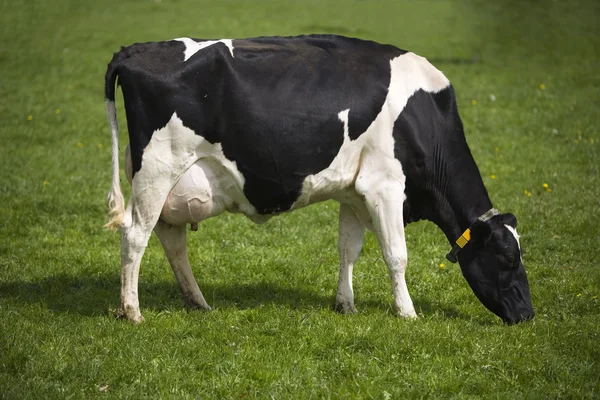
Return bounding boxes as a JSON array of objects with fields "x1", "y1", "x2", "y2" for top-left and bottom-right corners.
[{"x1": 407, "y1": 139, "x2": 493, "y2": 245}]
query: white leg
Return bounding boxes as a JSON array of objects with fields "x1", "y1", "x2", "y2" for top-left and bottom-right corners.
[
  {"x1": 355, "y1": 161, "x2": 416, "y2": 318},
  {"x1": 334, "y1": 203, "x2": 365, "y2": 313},
  {"x1": 117, "y1": 113, "x2": 204, "y2": 322},
  {"x1": 154, "y1": 220, "x2": 211, "y2": 310},
  {"x1": 118, "y1": 189, "x2": 169, "y2": 323}
]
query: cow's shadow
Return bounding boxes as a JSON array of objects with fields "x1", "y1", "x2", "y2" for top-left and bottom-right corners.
[
  {"x1": 0, "y1": 273, "x2": 469, "y2": 321},
  {"x1": 0, "y1": 274, "x2": 323, "y2": 316}
]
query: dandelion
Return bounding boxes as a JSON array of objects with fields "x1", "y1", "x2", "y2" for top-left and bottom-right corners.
[
  {"x1": 76, "y1": 142, "x2": 84, "y2": 148},
  {"x1": 55, "y1": 109, "x2": 61, "y2": 114},
  {"x1": 97, "y1": 143, "x2": 103, "y2": 149},
  {"x1": 539, "y1": 83, "x2": 546, "y2": 90},
  {"x1": 27, "y1": 115, "x2": 33, "y2": 121},
  {"x1": 471, "y1": 99, "x2": 477, "y2": 106},
  {"x1": 439, "y1": 263, "x2": 445, "y2": 269},
  {"x1": 524, "y1": 190, "x2": 532, "y2": 197},
  {"x1": 543, "y1": 183, "x2": 549, "y2": 188},
  {"x1": 43, "y1": 180, "x2": 49, "y2": 186},
  {"x1": 490, "y1": 174, "x2": 496, "y2": 180}
]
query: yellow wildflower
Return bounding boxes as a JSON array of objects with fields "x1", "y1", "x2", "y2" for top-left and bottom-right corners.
[
  {"x1": 55, "y1": 109, "x2": 61, "y2": 114},
  {"x1": 76, "y1": 142, "x2": 84, "y2": 148},
  {"x1": 471, "y1": 99, "x2": 477, "y2": 106},
  {"x1": 97, "y1": 143, "x2": 103, "y2": 149},
  {"x1": 27, "y1": 115, "x2": 33, "y2": 121},
  {"x1": 490, "y1": 174, "x2": 496, "y2": 180},
  {"x1": 524, "y1": 190, "x2": 532, "y2": 197},
  {"x1": 539, "y1": 83, "x2": 545, "y2": 90},
  {"x1": 576, "y1": 293, "x2": 582, "y2": 298},
  {"x1": 43, "y1": 180, "x2": 49, "y2": 186},
  {"x1": 439, "y1": 263, "x2": 445, "y2": 269}
]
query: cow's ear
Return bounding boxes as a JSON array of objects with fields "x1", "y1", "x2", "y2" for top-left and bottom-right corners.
[
  {"x1": 471, "y1": 220, "x2": 492, "y2": 249},
  {"x1": 499, "y1": 213, "x2": 517, "y2": 228}
]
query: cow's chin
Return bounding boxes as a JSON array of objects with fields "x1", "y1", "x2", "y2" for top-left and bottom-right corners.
[{"x1": 459, "y1": 255, "x2": 534, "y2": 324}]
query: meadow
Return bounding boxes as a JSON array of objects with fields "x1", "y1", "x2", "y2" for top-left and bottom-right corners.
[{"x1": 1, "y1": 0, "x2": 599, "y2": 398}]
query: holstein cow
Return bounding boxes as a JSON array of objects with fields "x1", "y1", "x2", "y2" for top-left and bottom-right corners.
[{"x1": 104, "y1": 34, "x2": 533, "y2": 324}]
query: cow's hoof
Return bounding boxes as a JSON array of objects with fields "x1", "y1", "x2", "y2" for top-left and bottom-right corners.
[
  {"x1": 185, "y1": 301, "x2": 212, "y2": 311},
  {"x1": 116, "y1": 306, "x2": 145, "y2": 324},
  {"x1": 183, "y1": 295, "x2": 212, "y2": 311},
  {"x1": 333, "y1": 301, "x2": 357, "y2": 314},
  {"x1": 397, "y1": 309, "x2": 418, "y2": 319}
]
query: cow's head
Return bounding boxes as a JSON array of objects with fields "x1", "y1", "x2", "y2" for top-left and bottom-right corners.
[{"x1": 456, "y1": 213, "x2": 534, "y2": 324}]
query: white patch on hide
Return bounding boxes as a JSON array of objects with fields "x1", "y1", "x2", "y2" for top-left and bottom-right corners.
[
  {"x1": 505, "y1": 224, "x2": 523, "y2": 262},
  {"x1": 174, "y1": 37, "x2": 235, "y2": 61},
  {"x1": 293, "y1": 52, "x2": 450, "y2": 209},
  {"x1": 130, "y1": 112, "x2": 262, "y2": 226}
]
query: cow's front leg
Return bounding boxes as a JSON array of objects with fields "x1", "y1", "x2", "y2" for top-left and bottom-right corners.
[
  {"x1": 154, "y1": 220, "x2": 211, "y2": 310},
  {"x1": 356, "y1": 165, "x2": 416, "y2": 318},
  {"x1": 334, "y1": 203, "x2": 365, "y2": 313}
]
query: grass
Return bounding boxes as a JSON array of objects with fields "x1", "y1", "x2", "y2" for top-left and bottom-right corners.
[{"x1": 1, "y1": 0, "x2": 599, "y2": 398}]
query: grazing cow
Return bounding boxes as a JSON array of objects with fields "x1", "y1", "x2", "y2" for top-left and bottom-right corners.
[{"x1": 104, "y1": 34, "x2": 533, "y2": 324}]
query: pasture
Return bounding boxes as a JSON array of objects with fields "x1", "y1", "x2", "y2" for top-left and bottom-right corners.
[{"x1": 1, "y1": 0, "x2": 599, "y2": 398}]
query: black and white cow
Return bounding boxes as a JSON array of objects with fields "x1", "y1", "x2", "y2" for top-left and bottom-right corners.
[{"x1": 104, "y1": 34, "x2": 533, "y2": 324}]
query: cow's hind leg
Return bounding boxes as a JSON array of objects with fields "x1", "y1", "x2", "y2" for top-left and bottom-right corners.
[
  {"x1": 154, "y1": 220, "x2": 211, "y2": 310},
  {"x1": 119, "y1": 187, "x2": 172, "y2": 323},
  {"x1": 118, "y1": 115, "x2": 202, "y2": 322},
  {"x1": 334, "y1": 203, "x2": 365, "y2": 313},
  {"x1": 355, "y1": 158, "x2": 417, "y2": 318}
]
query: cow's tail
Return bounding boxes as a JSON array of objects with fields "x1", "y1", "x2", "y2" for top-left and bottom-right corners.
[{"x1": 104, "y1": 52, "x2": 125, "y2": 231}]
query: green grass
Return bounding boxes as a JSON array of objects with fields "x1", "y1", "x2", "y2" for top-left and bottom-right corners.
[{"x1": 1, "y1": 0, "x2": 599, "y2": 398}]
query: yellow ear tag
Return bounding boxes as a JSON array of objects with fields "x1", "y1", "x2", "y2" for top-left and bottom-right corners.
[{"x1": 456, "y1": 228, "x2": 471, "y2": 248}]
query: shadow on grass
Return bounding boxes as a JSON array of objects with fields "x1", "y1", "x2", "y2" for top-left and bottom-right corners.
[
  {"x1": 0, "y1": 273, "x2": 474, "y2": 321},
  {"x1": 0, "y1": 274, "x2": 336, "y2": 317}
]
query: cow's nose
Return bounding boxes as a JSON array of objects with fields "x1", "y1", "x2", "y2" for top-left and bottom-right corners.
[{"x1": 502, "y1": 309, "x2": 534, "y2": 325}]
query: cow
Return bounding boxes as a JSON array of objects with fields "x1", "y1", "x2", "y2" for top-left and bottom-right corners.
[{"x1": 104, "y1": 34, "x2": 534, "y2": 324}]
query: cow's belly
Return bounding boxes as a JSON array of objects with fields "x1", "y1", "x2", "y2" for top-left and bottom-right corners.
[{"x1": 125, "y1": 144, "x2": 272, "y2": 226}]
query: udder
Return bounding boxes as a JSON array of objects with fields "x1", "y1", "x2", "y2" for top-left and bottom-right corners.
[
  {"x1": 124, "y1": 146, "x2": 224, "y2": 226},
  {"x1": 162, "y1": 162, "x2": 228, "y2": 225}
]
